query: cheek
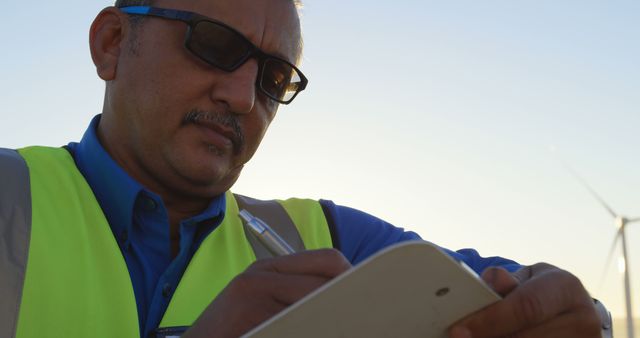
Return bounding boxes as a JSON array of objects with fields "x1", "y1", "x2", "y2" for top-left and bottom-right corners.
[
  {"x1": 242, "y1": 109, "x2": 276, "y2": 153},
  {"x1": 128, "y1": 98, "x2": 187, "y2": 162}
]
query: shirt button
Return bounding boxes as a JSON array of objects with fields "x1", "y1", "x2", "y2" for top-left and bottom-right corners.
[
  {"x1": 144, "y1": 198, "x2": 157, "y2": 211},
  {"x1": 119, "y1": 231, "x2": 131, "y2": 252},
  {"x1": 162, "y1": 283, "x2": 172, "y2": 298}
]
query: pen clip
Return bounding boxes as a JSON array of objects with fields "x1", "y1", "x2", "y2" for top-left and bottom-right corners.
[
  {"x1": 239, "y1": 209, "x2": 266, "y2": 234},
  {"x1": 239, "y1": 209, "x2": 296, "y2": 256}
]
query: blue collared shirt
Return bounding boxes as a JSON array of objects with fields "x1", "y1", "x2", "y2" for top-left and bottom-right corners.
[{"x1": 68, "y1": 115, "x2": 520, "y2": 337}]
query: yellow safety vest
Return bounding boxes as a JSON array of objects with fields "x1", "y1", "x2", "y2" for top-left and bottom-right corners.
[{"x1": 7, "y1": 146, "x2": 333, "y2": 338}]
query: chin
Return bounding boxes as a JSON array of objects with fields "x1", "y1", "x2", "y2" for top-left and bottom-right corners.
[
  {"x1": 182, "y1": 163, "x2": 242, "y2": 194},
  {"x1": 165, "y1": 144, "x2": 244, "y2": 194}
]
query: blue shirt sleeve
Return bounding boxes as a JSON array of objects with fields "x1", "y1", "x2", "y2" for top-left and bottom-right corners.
[{"x1": 320, "y1": 200, "x2": 521, "y2": 274}]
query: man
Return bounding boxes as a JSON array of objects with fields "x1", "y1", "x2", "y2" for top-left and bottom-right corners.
[{"x1": 0, "y1": 0, "x2": 608, "y2": 337}]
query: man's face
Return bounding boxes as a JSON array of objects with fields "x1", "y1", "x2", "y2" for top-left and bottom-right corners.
[{"x1": 102, "y1": 0, "x2": 301, "y2": 199}]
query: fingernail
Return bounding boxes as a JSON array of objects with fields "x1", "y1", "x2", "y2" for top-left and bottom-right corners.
[{"x1": 449, "y1": 326, "x2": 472, "y2": 338}]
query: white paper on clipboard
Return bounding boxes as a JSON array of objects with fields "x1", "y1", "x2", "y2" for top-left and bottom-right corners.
[{"x1": 242, "y1": 241, "x2": 501, "y2": 338}]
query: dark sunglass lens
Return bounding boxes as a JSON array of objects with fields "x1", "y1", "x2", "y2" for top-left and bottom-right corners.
[
  {"x1": 188, "y1": 21, "x2": 251, "y2": 70},
  {"x1": 261, "y1": 59, "x2": 302, "y2": 103}
]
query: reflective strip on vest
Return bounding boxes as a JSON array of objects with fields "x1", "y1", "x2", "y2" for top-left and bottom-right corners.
[
  {"x1": 7, "y1": 146, "x2": 333, "y2": 337},
  {"x1": 0, "y1": 148, "x2": 32, "y2": 338},
  {"x1": 235, "y1": 194, "x2": 306, "y2": 259}
]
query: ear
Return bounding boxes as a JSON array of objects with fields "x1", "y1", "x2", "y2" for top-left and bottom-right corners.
[{"x1": 89, "y1": 7, "x2": 128, "y2": 81}]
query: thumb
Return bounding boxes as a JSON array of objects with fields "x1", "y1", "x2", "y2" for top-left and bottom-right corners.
[{"x1": 481, "y1": 267, "x2": 519, "y2": 296}]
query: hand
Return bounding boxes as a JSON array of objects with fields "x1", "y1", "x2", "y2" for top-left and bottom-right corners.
[
  {"x1": 449, "y1": 263, "x2": 601, "y2": 338},
  {"x1": 183, "y1": 249, "x2": 352, "y2": 338}
]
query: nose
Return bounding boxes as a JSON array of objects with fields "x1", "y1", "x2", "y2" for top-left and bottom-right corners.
[{"x1": 210, "y1": 59, "x2": 258, "y2": 114}]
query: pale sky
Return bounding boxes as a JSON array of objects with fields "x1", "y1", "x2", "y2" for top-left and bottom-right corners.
[{"x1": 1, "y1": 1, "x2": 638, "y2": 321}]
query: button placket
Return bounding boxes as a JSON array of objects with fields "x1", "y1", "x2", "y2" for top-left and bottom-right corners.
[{"x1": 162, "y1": 282, "x2": 172, "y2": 298}]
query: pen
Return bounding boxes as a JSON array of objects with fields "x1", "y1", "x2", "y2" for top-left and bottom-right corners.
[{"x1": 238, "y1": 209, "x2": 296, "y2": 256}]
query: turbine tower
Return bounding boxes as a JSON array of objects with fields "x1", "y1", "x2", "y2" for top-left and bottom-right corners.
[{"x1": 566, "y1": 164, "x2": 638, "y2": 338}]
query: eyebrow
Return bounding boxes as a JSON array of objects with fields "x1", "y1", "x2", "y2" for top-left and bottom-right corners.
[
  {"x1": 264, "y1": 38, "x2": 303, "y2": 65},
  {"x1": 270, "y1": 50, "x2": 296, "y2": 64}
]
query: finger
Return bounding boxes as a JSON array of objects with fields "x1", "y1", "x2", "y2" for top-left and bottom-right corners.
[
  {"x1": 452, "y1": 267, "x2": 590, "y2": 337},
  {"x1": 191, "y1": 271, "x2": 331, "y2": 338},
  {"x1": 250, "y1": 248, "x2": 352, "y2": 278},
  {"x1": 231, "y1": 268, "x2": 333, "y2": 305},
  {"x1": 260, "y1": 271, "x2": 333, "y2": 305},
  {"x1": 197, "y1": 295, "x2": 288, "y2": 338},
  {"x1": 232, "y1": 295, "x2": 289, "y2": 332},
  {"x1": 512, "y1": 264, "x2": 535, "y2": 283},
  {"x1": 481, "y1": 267, "x2": 519, "y2": 296},
  {"x1": 502, "y1": 307, "x2": 601, "y2": 338}
]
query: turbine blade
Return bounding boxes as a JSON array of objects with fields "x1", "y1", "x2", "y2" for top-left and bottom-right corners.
[
  {"x1": 626, "y1": 217, "x2": 640, "y2": 223},
  {"x1": 552, "y1": 152, "x2": 618, "y2": 218},
  {"x1": 598, "y1": 231, "x2": 622, "y2": 292}
]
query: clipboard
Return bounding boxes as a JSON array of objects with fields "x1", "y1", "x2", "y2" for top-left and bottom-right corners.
[{"x1": 242, "y1": 241, "x2": 500, "y2": 338}]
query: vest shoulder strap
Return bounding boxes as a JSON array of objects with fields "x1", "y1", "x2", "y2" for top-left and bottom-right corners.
[
  {"x1": 0, "y1": 148, "x2": 32, "y2": 338},
  {"x1": 234, "y1": 194, "x2": 306, "y2": 259}
]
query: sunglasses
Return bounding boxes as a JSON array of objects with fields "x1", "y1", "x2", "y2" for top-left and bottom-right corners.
[{"x1": 119, "y1": 6, "x2": 308, "y2": 104}]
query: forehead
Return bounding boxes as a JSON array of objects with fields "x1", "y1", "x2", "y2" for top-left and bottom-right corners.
[{"x1": 154, "y1": 0, "x2": 302, "y2": 63}]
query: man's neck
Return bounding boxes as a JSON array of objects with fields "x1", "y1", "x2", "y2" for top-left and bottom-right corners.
[{"x1": 166, "y1": 197, "x2": 211, "y2": 257}]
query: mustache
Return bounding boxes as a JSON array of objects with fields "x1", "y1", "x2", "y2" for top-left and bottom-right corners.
[{"x1": 183, "y1": 109, "x2": 245, "y2": 152}]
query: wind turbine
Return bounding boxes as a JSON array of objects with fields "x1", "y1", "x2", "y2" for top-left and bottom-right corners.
[{"x1": 563, "y1": 162, "x2": 638, "y2": 338}]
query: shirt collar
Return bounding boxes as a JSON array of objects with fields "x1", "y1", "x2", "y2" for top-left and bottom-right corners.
[{"x1": 67, "y1": 114, "x2": 227, "y2": 239}]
